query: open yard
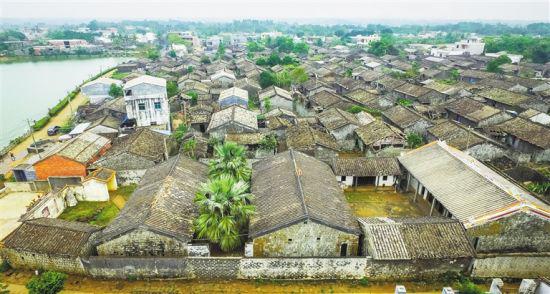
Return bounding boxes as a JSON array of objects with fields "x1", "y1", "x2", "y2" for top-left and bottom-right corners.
[
  {"x1": 58, "y1": 184, "x2": 136, "y2": 226},
  {"x1": 0, "y1": 191, "x2": 42, "y2": 240},
  {"x1": 345, "y1": 187, "x2": 425, "y2": 218}
]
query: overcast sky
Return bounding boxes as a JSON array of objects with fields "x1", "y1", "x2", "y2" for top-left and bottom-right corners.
[{"x1": 1, "y1": 0, "x2": 549, "y2": 23}]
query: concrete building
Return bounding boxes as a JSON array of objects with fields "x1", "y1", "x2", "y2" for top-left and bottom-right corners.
[
  {"x1": 124, "y1": 75, "x2": 170, "y2": 130},
  {"x1": 81, "y1": 77, "x2": 122, "y2": 105}
]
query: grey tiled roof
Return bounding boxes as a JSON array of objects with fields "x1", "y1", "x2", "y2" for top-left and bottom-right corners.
[
  {"x1": 95, "y1": 155, "x2": 208, "y2": 244},
  {"x1": 55, "y1": 132, "x2": 110, "y2": 164},
  {"x1": 331, "y1": 157, "x2": 402, "y2": 176},
  {"x1": 207, "y1": 105, "x2": 258, "y2": 133},
  {"x1": 354, "y1": 120, "x2": 404, "y2": 146},
  {"x1": 2, "y1": 218, "x2": 99, "y2": 257},
  {"x1": 398, "y1": 141, "x2": 542, "y2": 223},
  {"x1": 286, "y1": 125, "x2": 339, "y2": 151},
  {"x1": 359, "y1": 217, "x2": 474, "y2": 260},
  {"x1": 318, "y1": 107, "x2": 360, "y2": 131},
  {"x1": 249, "y1": 150, "x2": 361, "y2": 238},
  {"x1": 383, "y1": 105, "x2": 430, "y2": 130}
]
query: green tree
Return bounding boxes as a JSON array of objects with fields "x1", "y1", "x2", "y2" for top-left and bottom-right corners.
[
  {"x1": 172, "y1": 124, "x2": 188, "y2": 144},
  {"x1": 183, "y1": 138, "x2": 197, "y2": 158},
  {"x1": 87, "y1": 20, "x2": 99, "y2": 31},
  {"x1": 194, "y1": 175, "x2": 255, "y2": 252},
  {"x1": 259, "y1": 71, "x2": 276, "y2": 88},
  {"x1": 263, "y1": 98, "x2": 272, "y2": 112},
  {"x1": 315, "y1": 38, "x2": 323, "y2": 47},
  {"x1": 147, "y1": 47, "x2": 160, "y2": 60},
  {"x1": 290, "y1": 67, "x2": 309, "y2": 84},
  {"x1": 292, "y1": 42, "x2": 309, "y2": 55},
  {"x1": 486, "y1": 55, "x2": 512, "y2": 73},
  {"x1": 259, "y1": 134, "x2": 278, "y2": 151},
  {"x1": 26, "y1": 271, "x2": 67, "y2": 294},
  {"x1": 186, "y1": 91, "x2": 198, "y2": 105},
  {"x1": 216, "y1": 42, "x2": 226, "y2": 59},
  {"x1": 168, "y1": 50, "x2": 177, "y2": 58},
  {"x1": 167, "y1": 81, "x2": 179, "y2": 97},
  {"x1": 208, "y1": 142, "x2": 251, "y2": 182},
  {"x1": 345, "y1": 68, "x2": 353, "y2": 78},
  {"x1": 367, "y1": 35, "x2": 398, "y2": 56},
  {"x1": 201, "y1": 56, "x2": 211, "y2": 64},
  {"x1": 187, "y1": 66, "x2": 194, "y2": 73},
  {"x1": 406, "y1": 133, "x2": 424, "y2": 149},
  {"x1": 109, "y1": 83, "x2": 123, "y2": 98},
  {"x1": 455, "y1": 280, "x2": 484, "y2": 294},
  {"x1": 450, "y1": 68, "x2": 460, "y2": 81}
]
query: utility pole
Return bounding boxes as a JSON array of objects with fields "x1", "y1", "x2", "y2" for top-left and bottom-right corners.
[{"x1": 26, "y1": 119, "x2": 41, "y2": 159}]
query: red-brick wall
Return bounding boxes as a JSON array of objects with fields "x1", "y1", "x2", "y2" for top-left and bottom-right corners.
[{"x1": 34, "y1": 155, "x2": 87, "y2": 180}]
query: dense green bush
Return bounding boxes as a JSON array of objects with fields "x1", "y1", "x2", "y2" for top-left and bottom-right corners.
[
  {"x1": 26, "y1": 271, "x2": 68, "y2": 294},
  {"x1": 32, "y1": 116, "x2": 51, "y2": 131}
]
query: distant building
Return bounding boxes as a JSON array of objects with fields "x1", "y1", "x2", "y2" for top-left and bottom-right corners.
[
  {"x1": 81, "y1": 77, "x2": 122, "y2": 105},
  {"x1": 218, "y1": 87, "x2": 249, "y2": 109},
  {"x1": 124, "y1": 75, "x2": 170, "y2": 130}
]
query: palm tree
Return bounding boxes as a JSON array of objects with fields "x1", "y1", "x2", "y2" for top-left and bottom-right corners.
[
  {"x1": 208, "y1": 141, "x2": 251, "y2": 181},
  {"x1": 194, "y1": 175, "x2": 255, "y2": 252}
]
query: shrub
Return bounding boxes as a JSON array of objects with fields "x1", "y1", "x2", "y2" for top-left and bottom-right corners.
[
  {"x1": 26, "y1": 271, "x2": 68, "y2": 294},
  {"x1": 259, "y1": 134, "x2": 278, "y2": 151},
  {"x1": 0, "y1": 260, "x2": 10, "y2": 273},
  {"x1": 456, "y1": 279, "x2": 484, "y2": 294},
  {"x1": 406, "y1": 132, "x2": 424, "y2": 149},
  {"x1": 32, "y1": 115, "x2": 51, "y2": 131},
  {"x1": 358, "y1": 277, "x2": 369, "y2": 286}
]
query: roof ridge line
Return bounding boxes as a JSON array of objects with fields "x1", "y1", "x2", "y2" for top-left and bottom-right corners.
[{"x1": 289, "y1": 149, "x2": 309, "y2": 219}]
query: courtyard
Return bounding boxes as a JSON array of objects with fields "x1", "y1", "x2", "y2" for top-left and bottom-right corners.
[
  {"x1": 344, "y1": 187, "x2": 425, "y2": 218},
  {"x1": 0, "y1": 191, "x2": 42, "y2": 240}
]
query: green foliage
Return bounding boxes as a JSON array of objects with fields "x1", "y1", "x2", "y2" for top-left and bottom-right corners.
[
  {"x1": 109, "y1": 83, "x2": 123, "y2": 98},
  {"x1": 0, "y1": 280, "x2": 8, "y2": 294},
  {"x1": 194, "y1": 175, "x2": 255, "y2": 252},
  {"x1": 183, "y1": 138, "x2": 197, "y2": 158},
  {"x1": 215, "y1": 42, "x2": 226, "y2": 59},
  {"x1": 259, "y1": 134, "x2": 278, "y2": 151},
  {"x1": 406, "y1": 133, "x2": 424, "y2": 149},
  {"x1": 290, "y1": 66, "x2": 309, "y2": 84},
  {"x1": 147, "y1": 47, "x2": 160, "y2": 60},
  {"x1": 455, "y1": 279, "x2": 484, "y2": 294},
  {"x1": 246, "y1": 41, "x2": 265, "y2": 52},
  {"x1": 111, "y1": 71, "x2": 130, "y2": 80},
  {"x1": 26, "y1": 271, "x2": 68, "y2": 294},
  {"x1": 168, "y1": 50, "x2": 177, "y2": 58},
  {"x1": 367, "y1": 35, "x2": 399, "y2": 56},
  {"x1": 201, "y1": 56, "x2": 211, "y2": 64},
  {"x1": 345, "y1": 68, "x2": 353, "y2": 78},
  {"x1": 347, "y1": 105, "x2": 381, "y2": 117},
  {"x1": 358, "y1": 277, "x2": 369, "y2": 286},
  {"x1": 486, "y1": 54, "x2": 512, "y2": 73},
  {"x1": 259, "y1": 71, "x2": 276, "y2": 88},
  {"x1": 187, "y1": 66, "x2": 194, "y2": 73},
  {"x1": 209, "y1": 142, "x2": 252, "y2": 182},
  {"x1": 167, "y1": 33, "x2": 192, "y2": 47},
  {"x1": 0, "y1": 260, "x2": 11, "y2": 273},
  {"x1": 263, "y1": 98, "x2": 272, "y2": 112},
  {"x1": 485, "y1": 35, "x2": 550, "y2": 64},
  {"x1": 167, "y1": 81, "x2": 179, "y2": 97},
  {"x1": 32, "y1": 116, "x2": 51, "y2": 131},
  {"x1": 347, "y1": 105, "x2": 365, "y2": 114},
  {"x1": 172, "y1": 124, "x2": 188, "y2": 144},
  {"x1": 186, "y1": 91, "x2": 198, "y2": 105},
  {"x1": 527, "y1": 182, "x2": 550, "y2": 195},
  {"x1": 397, "y1": 98, "x2": 413, "y2": 107}
]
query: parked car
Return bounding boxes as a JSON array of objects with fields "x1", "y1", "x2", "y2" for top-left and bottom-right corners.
[
  {"x1": 47, "y1": 126, "x2": 61, "y2": 136},
  {"x1": 58, "y1": 134, "x2": 72, "y2": 142}
]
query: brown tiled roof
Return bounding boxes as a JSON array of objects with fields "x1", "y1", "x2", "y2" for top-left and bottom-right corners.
[
  {"x1": 427, "y1": 121, "x2": 486, "y2": 150},
  {"x1": 318, "y1": 108, "x2": 359, "y2": 131},
  {"x1": 49, "y1": 132, "x2": 110, "y2": 164},
  {"x1": 286, "y1": 125, "x2": 339, "y2": 151},
  {"x1": 445, "y1": 98, "x2": 502, "y2": 123},
  {"x1": 98, "y1": 128, "x2": 167, "y2": 163},
  {"x1": 2, "y1": 218, "x2": 99, "y2": 257},
  {"x1": 225, "y1": 133, "x2": 266, "y2": 145},
  {"x1": 345, "y1": 89, "x2": 379, "y2": 105},
  {"x1": 477, "y1": 88, "x2": 532, "y2": 107},
  {"x1": 394, "y1": 83, "x2": 433, "y2": 98},
  {"x1": 331, "y1": 157, "x2": 402, "y2": 176},
  {"x1": 375, "y1": 76, "x2": 406, "y2": 90},
  {"x1": 493, "y1": 117, "x2": 550, "y2": 149},
  {"x1": 354, "y1": 120, "x2": 404, "y2": 146},
  {"x1": 359, "y1": 217, "x2": 474, "y2": 260},
  {"x1": 309, "y1": 90, "x2": 345, "y2": 108},
  {"x1": 383, "y1": 105, "x2": 431, "y2": 130},
  {"x1": 95, "y1": 155, "x2": 208, "y2": 244},
  {"x1": 249, "y1": 150, "x2": 361, "y2": 238}
]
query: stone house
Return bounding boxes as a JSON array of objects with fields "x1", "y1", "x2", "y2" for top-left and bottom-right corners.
[
  {"x1": 520, "y1": 108, "x2": 550, "y2": 126},
  {"x1": 317, "y1": 108, "x2": 361, "y2": 149},
  {"x1": 331, "y1": 157, "x2": 402, "y2": 188},
  {"x1": 477, "y1": 88, "x2": 533, "y2": 114},
  {"x1": 124, "y1": 75, "x2": 170, "y2": 130},
  {"x1": 445, "y1": 98, "x2": 512, "y2": 129},
  {"x1": 490, "y1": 117, "x2": 550, "y2": 162},
  {"x1": 382, "y1": 105, "x2": 433, "y2": 135},
  {"x1": 459, "y1": 69, "x2": 496, "y2": 84},
  {"x1": 398, "y1": 141, "x2": 550, "y2": 276},
  {"x1": 92, "y1": 128, "x2": 168, "y2": 185},
  {"x1": 248, "y1": 150, "x2": 361, "y2": 257},
  {"x1": 259, "y1": 86, "x2": 294, "y2": 112},
  {"x1": 286, "y1": 124, "x2": 340, "y2": 162},
  {"x1": 85, "y1": 114, "x2": 122, "y2": 139},
  {"x1": 354, "y1": 120, "x2": 406, "y2": 154},
  {"x1": 207, "y1": 105, "x2": 258, "y2": 140},
  {"x1": 210, "y1": 69, "x2": 236, "y2": 87},
  {"x1": 426, "y1": 120, "x2": 506, "y2": 161},
  {"x1": 33, "y1": 132, "x2": 111, "y2": 180},
  {"x1": 359, "y1": 217, "x2": 474, "y2": 279},
  {"x1": 94, "y1": 155, "x2": 208, "y2": 257},
  {"x1": 180, "y1": 81, "x2": 211, "y2": 103},
  {"x1": 307, "y1": 89, "x2": 351, "y2": 111},
  {"x1": 81, "y1": 77, "x2": 122, "y2": 105},
  {"x1": 1, "y1": 218, "x2": 100, "y2": 274},
  {"x1": 218, "y1": 87, "x2": 249, "y2": 109},
  {"x1": 392, "y1": 83, "x2": 443, "y2": 104},
  {"x1": 372, "y1": 76, "x2": 406, "y2": 93},
  {"x1": 234, "y1": 78, "x2": 262, "y2": 99},
  {"x1": 82, "y1": 168, "x2": 118, "y2": 201}
]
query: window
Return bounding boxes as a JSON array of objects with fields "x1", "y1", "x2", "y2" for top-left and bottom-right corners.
[
  {"x1": 288, "y1": 239, "x2": 292, "y2": 242},
  {"x1": 154, "y1": 102, "x2": 162, "y2": 110},
  {"x1": 340, "y1": 243, "x2": 348, "y2": 257},
  {"x1": 125, "y1": 90, "x2": 132, "y2": 96},
  {"x1": 316, "y1": 237, "x2": 321, "y2": 241},
  {"x1": 150, "y1": 121, "x2": 157, "y2": 126},
  {"x1": 382, "y1": 175, "x2": 388, "y2": 181},
  {"x1": 341, "y1": 176, "x2": 346, "y2": 181},
  {"x1": 138, "y1": 103, "x2": 146, "y2": 110}
]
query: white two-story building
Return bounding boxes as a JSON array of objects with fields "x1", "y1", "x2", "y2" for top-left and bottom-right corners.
[{"x1": 124, "y1": 75, "x2": 170, "y2": 131}]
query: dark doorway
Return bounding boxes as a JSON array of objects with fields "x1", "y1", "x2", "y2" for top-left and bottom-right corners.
[
  {"x1": 356, "y1": 176, "x2": 376, "y2": 186},
  {"x1": 340, "y1": 243, "x2": 348, "y2": 257}
]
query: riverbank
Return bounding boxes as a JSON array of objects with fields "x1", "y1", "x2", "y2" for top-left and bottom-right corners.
[
  {"x1": 0, "y1": 67, "x2": 118, "y2": 176},
  {"x1": 0, "y1": 53, "x2": 136, "y2": 64},
  {"x1": 2, "y1": 270, "x2": 504, "y2": 294}
]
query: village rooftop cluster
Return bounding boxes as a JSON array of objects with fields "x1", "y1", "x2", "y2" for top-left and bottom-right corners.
[{"x1": 0, "y1": 22, "x2": 549, "y2": 288}]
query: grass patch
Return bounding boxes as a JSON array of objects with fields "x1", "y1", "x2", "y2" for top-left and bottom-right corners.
[
  {"x1": 111, "y1": 70, "x2": 130, "y2": 80},
  {"x1": 58, "y1": 200, "x2": 119, "y2": 226},
  {"x1": 32, "y1": 115, "x2": 51, "y2": 131}
]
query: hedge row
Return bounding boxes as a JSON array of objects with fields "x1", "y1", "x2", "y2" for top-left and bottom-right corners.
[{"x1": 32, "y1": 115, "x2": 51, "y2": 131}]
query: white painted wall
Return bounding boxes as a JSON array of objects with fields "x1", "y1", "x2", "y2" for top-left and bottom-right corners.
[{"x1": 82, "y1": 180, "x2": 110, "y2": 201}]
